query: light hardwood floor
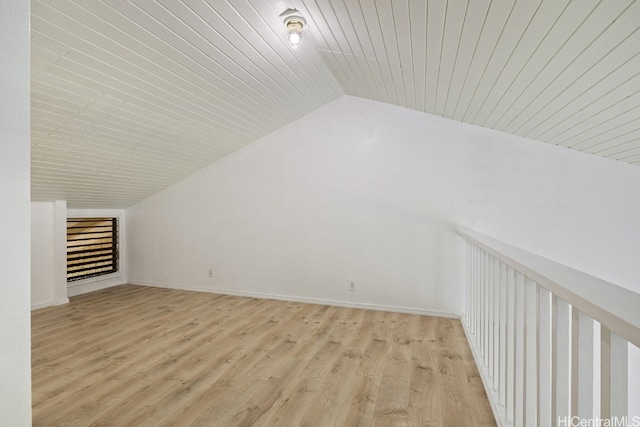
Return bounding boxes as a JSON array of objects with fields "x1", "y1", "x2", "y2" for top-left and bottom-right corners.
[{"x1": 32, "y1": 285, "x2": 496, "y2": 427}]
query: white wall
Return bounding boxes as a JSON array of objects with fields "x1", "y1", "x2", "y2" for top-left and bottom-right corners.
[
  {"x1": 126, "y1": 96, "x2": 640, "y2": 316},
  {"x1": 0, "y1": 0, "x2": 32, "y2": 424},
  {"x1": 31, "y1": 202, "x2": 55, "y2": 307},
  {"x1": 31, "y1": 201, "x2": 69, "y2": 310},
  {"x1": 466, "y1": 131, "x2": 640, "y2": 295},
  {"x1": 126, "y1": 96, "x2": 467, "y2": 315}
]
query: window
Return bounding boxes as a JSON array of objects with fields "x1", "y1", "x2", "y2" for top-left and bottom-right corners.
[{"x1": 67, "y1": 217, "x2": 118, "y2": 282}]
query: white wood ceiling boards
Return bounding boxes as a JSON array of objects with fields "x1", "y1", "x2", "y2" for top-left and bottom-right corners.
[{"x1": 31, "y1": 0, "x2": 640, "y2": 207}]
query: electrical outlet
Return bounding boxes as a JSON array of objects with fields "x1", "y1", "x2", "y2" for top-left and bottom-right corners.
[
  {"x1": 208, "y1": 269, "x2": 213, "y2": 278},
  {"x1": 348, "y1": 280, "x2": 356, "y2": 291}
]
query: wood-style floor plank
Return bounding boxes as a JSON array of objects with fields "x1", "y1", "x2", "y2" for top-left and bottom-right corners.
[{"x1": 32, "y1": 285, "x2": 495, "y2": 426}]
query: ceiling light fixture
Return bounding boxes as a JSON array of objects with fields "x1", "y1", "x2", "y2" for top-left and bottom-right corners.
[{"x1": 281, "y1": 9, "x2": 306, "y2": 49}]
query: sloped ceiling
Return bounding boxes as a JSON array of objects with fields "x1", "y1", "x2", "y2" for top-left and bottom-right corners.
[{"x1": 31, "y1": 0, "x2": 640, "y2": 208}]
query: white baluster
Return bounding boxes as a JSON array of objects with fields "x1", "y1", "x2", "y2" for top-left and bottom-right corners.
[
  {"x1": 538, "y1": 287, "x2": 552, "y2": 426},
  {"x1": 514, "y1": 272, "x2": 525, "y2": 427},
  {"x1": 493, "y1": 257, "x2": 500, "y2": 393},
  {"x1": 552, "y1": 297, "x2": 571, "y2": 424},
  {"x1": 525, "y1": 278, "x2": 537, "y2": 427},
  {"x1": 572, "y1": 307, "x2": 579, "y2": 418},
  {"x1": 506, "y1": 266, "x2": 516, "y2": 424},
  {"x1": 499, "y1": 260, "x2": 507, "y2": 410},
  {"x1": 610, "y1": 332, "x2": 628, "y2": 418},
  {"x1": 482, "y1": 251, "x2": 489, "y2": 371},
  {"x1": 475, "y1": 245, "x2": 480, "y2": 349},
  {"x1": 466, "y1": 241, "x2": 471, "y2": 329},
  {"x1": 572, "y1": 311, "x2": 594, "y2": 419},
  {"x1": 473, "y1": 242, "x2": 478, "y2": 338},
  {"x1": 601, "y1": 327, "x2": 628, "y2": 420},
  {"x1": 481, "y1": 249, "x2": 487, "y2": 367},
  {"x1": 488, "y1": 252, "x2": 494, "y2": 380}
]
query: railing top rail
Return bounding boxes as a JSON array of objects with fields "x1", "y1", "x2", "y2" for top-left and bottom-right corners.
[{"x1": 459, "y1": 228, "x2": 640, "y2": 348}]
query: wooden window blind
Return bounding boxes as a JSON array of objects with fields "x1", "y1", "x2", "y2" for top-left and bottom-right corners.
[{"x1": 67, "y1": 217, "x2": 118, "y2": 282}]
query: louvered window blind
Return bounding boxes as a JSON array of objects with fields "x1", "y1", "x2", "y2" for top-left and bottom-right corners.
[{"x1": 67, "y1": 217, "x2": 118, "y2": 282}]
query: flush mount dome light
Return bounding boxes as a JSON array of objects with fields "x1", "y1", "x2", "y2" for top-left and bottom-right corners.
[{"x1": 281, "y1": 9, "x2": 306, "y2": 49}]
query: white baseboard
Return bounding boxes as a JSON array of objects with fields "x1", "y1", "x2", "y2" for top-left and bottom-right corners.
[
  {"x1": 128, "y1": 280, "x2": 460, "y2": 319},
  {"x1": 31, "y1": 297, "x2": 70, "y2": 311},
  {"x1": 68, "y1": 276, "x2": 126, "y2": 297}
]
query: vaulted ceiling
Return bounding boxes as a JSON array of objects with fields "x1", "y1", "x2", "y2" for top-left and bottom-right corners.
[{"x1": 31, "y1": 0, "x2": 640, "y2": 208}]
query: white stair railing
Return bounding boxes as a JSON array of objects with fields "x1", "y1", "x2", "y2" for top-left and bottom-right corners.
[{"x1": 459, "y1": 229, "x2": 640, "y2": 427}]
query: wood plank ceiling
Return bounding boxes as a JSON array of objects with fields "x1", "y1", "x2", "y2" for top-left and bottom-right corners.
[{"x1": 31, "y1": 0, "x2": 640, "y2": 208}]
